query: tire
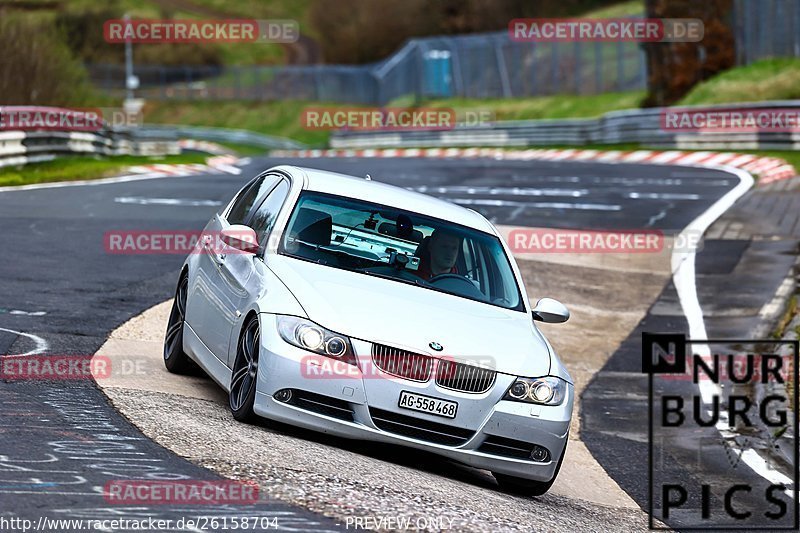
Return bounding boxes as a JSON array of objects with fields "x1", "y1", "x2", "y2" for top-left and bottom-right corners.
[
  {"x1": 493, "y1": 437, "x2": 568, "y2": 497},
  {"x1": 163, "y1": 273, "x2": 193, "y2": 374},
  {"x1": 229, "y1": 315, "x2": 260, "y2": 423}
]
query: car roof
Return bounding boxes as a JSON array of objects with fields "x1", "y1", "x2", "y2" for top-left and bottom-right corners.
[{"x1": 278, "y1": 165, "x2": 496, "y2": 233}]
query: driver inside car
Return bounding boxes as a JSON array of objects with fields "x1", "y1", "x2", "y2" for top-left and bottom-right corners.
[{"x1": 415, "y1": 229, "x2": 461, "y2": 280}]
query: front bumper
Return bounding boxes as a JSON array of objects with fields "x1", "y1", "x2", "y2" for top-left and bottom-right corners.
[{"x1": 253, "y1": 314, "x2": 573, "y2": 482}]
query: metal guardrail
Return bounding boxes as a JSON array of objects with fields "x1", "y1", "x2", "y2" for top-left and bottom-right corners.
[
  {"x1": 0, "y1": 128, "x2": 181, "y2": 169},
  {"x1": 136, "y1": 125, "x2": 305, "y2": 150},
  {"x1": 330, "y1": 100, "x2": 800, "y2": 151},
  {"x1": 0, "y1": 107, "x2": 304, "y2": 169}
]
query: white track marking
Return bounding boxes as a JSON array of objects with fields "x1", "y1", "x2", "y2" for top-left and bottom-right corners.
[
  {"x1": 0, "y1": 172, "x2": 178, "y2": 193},
  {"x1": 8, "y1": 310, "x2": 47, "y2": 316},
  {"x1": 759, "y1": 278, "x2": 795, "y2": 323},
  {"x1": 670, "y1": 163, "x2": 793, "y2": 497},
  {"x1": 409, "y1": 185, "x2": 588, "y2": 197},
  {"x1": 210, "y1": 163, "x2": 242, "y2": 175},
  {"x1": 0, "y1": 326, "x2": 48, "y2": 356},
  {"x1": 114, "y1": 197, "x2": 222, "y2": 207},
  {"x1": 670, "y1": 164, "x2": 752, "y2": 346},
  {"x1": 450, "y1": 198, "x2": 621, "y2": 211},
  {"x1": 627, "y1": 192, "x2": 701, "y2": 200},
  {"x1": 646, "y1": 208, "x2": 669, "y2": 228}
]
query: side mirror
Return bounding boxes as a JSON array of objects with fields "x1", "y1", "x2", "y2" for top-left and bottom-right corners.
[
  {"x1": 532, "y1": 298, "x2": 570, "y2": 324},
  {"x1": 221, "y1": 225, "x2": 259, "y2": 254}
]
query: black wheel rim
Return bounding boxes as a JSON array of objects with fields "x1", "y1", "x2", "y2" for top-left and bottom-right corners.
[
  {"x1": 230, "y1": 319, "x2": 259, "y2": 411},
  {"x1": 164, "y1": 276, "x2": 187, "y2": 361}
]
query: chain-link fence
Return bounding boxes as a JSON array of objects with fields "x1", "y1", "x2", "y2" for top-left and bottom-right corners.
[
  {"x1": 90, "y1": 33, "x2": 647, "y2": 105},
  {"x1": 89, "y1": 1, "x2": 799, "y2": 105},
  {"x1": 373, "y1": 34, "x2": 647, "y2": 103},
  {"x1": 88, "y1": 64, "x2": 379, "y2": 103},
  {"x1": 733, "y1": 0, "x2": 800, "y2": 64}
]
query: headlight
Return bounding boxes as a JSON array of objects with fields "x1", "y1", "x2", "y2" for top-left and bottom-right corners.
[
  {"x1": 503, "y1": 376, "x2": 566, "y2": 406},
  {"x1": 276, "y1": 316, "x2": 357, "y2": 365}
]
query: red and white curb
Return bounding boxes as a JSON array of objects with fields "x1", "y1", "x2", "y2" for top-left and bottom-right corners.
[
  {"x1": 178, "y1": 139, "x2": 231, "y2": 155},
  {"x1": 128, "y1": 155, "x2": 245, "y2": 177},
  {"x1": 127, "y1": 163, "x2": 210, "y2": 177},
  {"x1": 206, "y1": 155, "x2": 243, "y2": 175},
  {"x1": 271, "y1": 148, "x2": 796, "y2": 186}
]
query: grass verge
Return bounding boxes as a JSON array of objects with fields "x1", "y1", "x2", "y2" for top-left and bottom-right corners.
[
  {"x1": 772, "y1": 295, "x2": 798, "y2": 339},
  {"x1": 679, "y1": 58, "x2": 800, "y2": 106},
  {"x1": 143, "y1": 100, "x2": 331, "y2": 147},
  {"x1": 390, "y1": 91, "x2": 647, "y2": 121},
  {"x1": 211, "y1": 141, "x2": 269, "y2": 156},
  {"x1": 0, "y1": 153, "x2": 207, "y2": 188},
  {"x1": 143, "y1": 91, "x2": 648, "y2": 148},
  {"x1": 579, "y1": 0, "x2": 643, "y2": 18}
]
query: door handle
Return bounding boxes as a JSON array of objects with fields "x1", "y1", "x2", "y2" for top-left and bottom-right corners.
[{"x1": 202, "y1": 234, "x2": 225, "y2": 267}]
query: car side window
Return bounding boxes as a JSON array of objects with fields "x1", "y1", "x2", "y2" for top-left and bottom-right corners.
[
  {"x1": 227, "y1": 177, "x2": 263, "y2": 225},
  {"x1": 249, "y1": 180, "x2": 290, "y2": 240},
  {"x1": 226, "y1": 175, "x2": 280, "y2": 225}
]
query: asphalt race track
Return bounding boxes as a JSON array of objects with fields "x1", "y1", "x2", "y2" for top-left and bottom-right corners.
[{"x1": 0, "y1": 156, "x2": 742, "y2": 529}]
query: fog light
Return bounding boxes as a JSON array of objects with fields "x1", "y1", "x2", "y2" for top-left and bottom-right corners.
[
  {"x1": 530, "y1": 445, "x2": 550, "y2": 462},
  {"x1": 274, "y1": 389, "x2": 293, "y2": 403}
]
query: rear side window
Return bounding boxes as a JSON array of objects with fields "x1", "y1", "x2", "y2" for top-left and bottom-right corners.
[
  {"x1": 250, "y1": 180, "x2": 290, "y2": 240},
  {"x1": 226, "y1": 175, "x2": 280, "y2": 225}
]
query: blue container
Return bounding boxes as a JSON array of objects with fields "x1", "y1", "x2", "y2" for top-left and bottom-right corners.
[{"x1": 423, "y1": 50, "x2": 453, "y2": 98}]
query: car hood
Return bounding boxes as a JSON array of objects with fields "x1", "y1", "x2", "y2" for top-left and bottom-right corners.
[{"x1": 267, "y1": 256, "x2": 551, "y2": 377}]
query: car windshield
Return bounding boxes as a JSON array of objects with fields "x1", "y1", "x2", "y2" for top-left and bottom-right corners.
[{"x1": 278, "y1": 191, "x2": 525, "y2": 311}]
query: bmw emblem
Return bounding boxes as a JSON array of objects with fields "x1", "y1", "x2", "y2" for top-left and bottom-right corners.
[{"x1": 429, "y1": 342, "x2": 443, "y2": 351}]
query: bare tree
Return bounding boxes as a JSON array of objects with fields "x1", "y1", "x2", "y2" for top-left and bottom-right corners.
[
  {"x1": 642, "y1": 0, "x2": 735, "y2": 106},
  {"x1": 0, "y1": 12, "x2": 92, "y2": 105}
]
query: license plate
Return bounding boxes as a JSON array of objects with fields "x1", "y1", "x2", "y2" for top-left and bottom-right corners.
[{"x1": 397, "y1": 391, "x2": 458, "y2": 419}]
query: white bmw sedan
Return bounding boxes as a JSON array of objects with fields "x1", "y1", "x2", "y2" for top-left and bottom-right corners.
[{"x1": 164, "y1": 165, "x2": 573, "y2": 495}]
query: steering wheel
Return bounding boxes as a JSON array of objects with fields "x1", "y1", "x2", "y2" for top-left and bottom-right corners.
[
  {"x1": 364, "y1": 265, "x2": 421, "y2": 283},
  {"x1": 427, "y1": 273, "x2": 473, "y2": 285}
]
